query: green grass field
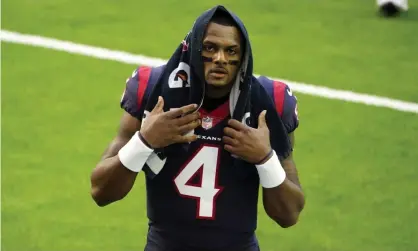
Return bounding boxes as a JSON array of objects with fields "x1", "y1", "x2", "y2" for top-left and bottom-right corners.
[{"x1": 2, "y1": 1, "x2": 418, "y2": 250}]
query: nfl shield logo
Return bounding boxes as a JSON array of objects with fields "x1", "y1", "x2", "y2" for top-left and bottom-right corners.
[{"x1": 202, "y1": 116, "x2": 213, "y2": 130}]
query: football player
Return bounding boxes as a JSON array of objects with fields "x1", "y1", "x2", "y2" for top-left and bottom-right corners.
[{"x1": 91, "y1": 5, "x2": 305, "y2": 251}]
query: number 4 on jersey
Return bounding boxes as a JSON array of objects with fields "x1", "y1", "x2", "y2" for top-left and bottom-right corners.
[{"x1": 174, "y1": 145, "x2": 223, "y2": 220}]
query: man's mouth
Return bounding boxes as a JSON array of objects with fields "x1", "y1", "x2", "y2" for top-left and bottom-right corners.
[{"x1": 210, "y1": 68, "x2": 228, "y2": 78}]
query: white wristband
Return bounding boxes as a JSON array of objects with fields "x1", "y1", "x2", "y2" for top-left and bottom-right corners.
[
  {"x1": 256, "y1": 150, "x2": 286, "y2": 188},
  {"x1": 118, "y1": 131, "x2": 154, "y2": 172}
]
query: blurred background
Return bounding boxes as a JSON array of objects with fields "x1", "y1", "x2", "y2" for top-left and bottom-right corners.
[{"x1": 2, "y1": 0, "x2": 418, "y2": 250}]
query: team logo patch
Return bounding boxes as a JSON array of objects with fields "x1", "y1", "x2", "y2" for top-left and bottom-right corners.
[
  {"x1": 201, "y1": 116, "x2": 213, "y2": 130},
  {"x1": 176, "y1": 71, "x2": 189, "y2": 86},
  {"x1": 168, "y1": 62, "x2": 191, "y2": 88},
  {"x1": 182, "y1": 40, "x2": 189, "y2": 52},
  {"x1": 242, "y1": 112, "x2": 251, "y2": 127}
]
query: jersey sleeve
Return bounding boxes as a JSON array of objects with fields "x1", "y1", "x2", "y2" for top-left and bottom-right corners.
[
  {"x1": 258, "y1": 76, "x2": 299, "y2": 133},
  {"x1": 272, "y1": 80, "x2": 299, "y2": 133},
  {"x1": 120, "y1": 66, "x2": 152, "y2": 120}
]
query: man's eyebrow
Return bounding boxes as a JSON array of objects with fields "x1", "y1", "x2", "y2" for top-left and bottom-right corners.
[
  {"x1": 202, "y1": 41, "x2": 217, "y2": 45},
  {"x1": 203, "y1": 41, "x2": 240, "y2": 48}
]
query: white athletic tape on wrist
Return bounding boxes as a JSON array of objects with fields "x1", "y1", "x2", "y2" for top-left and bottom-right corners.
[
  {"x1": 118, "y1": 131, "x2": 154, "y2": 172},
  {"x1": 256, "y1": 150, "x2": 286, "y2": 188}
]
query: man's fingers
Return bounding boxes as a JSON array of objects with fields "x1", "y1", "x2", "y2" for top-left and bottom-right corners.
[
  {"x1": 180, "y1": 103, "x2": 198, "y2": 116},
  {"x1": 166, "y1": 104, "x2": 197, "y2": 118},
  {"x1": 257, "y1": 110, "x2": 267, "y2": 129},
  {"x1": 151, "y1": 96, "x2": 164, "y2": 114},
  {"x1": 228, "y1": 119, "x2": 249, "y2": 131},
  {"x1": 178, "y1": 120, "x2": 201, "y2": 134},
  {"x1": 224, "y1": 144, "x2": 237, "y2": 154},
  {"x1": 224, "y1": 127, "x2": 241, "y2": 139},
  {"x1": 222, "y1": 136, "x2": 239, "y2": 146},
  {"x1": 174, "y1": 134, "x2": 198, "y2": 144},
  {"x1": 175, "y1": 112, "x2": 200, "y2": 126}
]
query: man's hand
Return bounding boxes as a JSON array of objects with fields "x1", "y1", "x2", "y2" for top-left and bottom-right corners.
[
  {"x1": 223, "y1": 110, "x2": 271, "y2": 164},
  {"x1": 140, "y1": 96, "x2": 201, "y2": 148}
]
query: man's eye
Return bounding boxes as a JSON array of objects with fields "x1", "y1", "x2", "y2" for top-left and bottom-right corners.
[
  {"x1": 227, "y1": 49, "x2": 237, "y2": 55},
  {"x1": 204, "y1": 45, "x2": 214, "y2": 52}
]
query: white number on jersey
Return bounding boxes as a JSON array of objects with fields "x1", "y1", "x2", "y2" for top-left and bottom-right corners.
[{"x1": 174, "y1": 145, "x2": 223, "y2": 219}]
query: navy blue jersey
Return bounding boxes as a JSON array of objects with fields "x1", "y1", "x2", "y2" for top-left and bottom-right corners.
[{"x1": 120, "y1": 66, "x2": 299, "y2": 250}]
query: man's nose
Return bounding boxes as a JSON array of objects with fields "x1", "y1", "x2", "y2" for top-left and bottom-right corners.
[{"x1": 213, "y1": 50, "x2": 227, "y2": 65}]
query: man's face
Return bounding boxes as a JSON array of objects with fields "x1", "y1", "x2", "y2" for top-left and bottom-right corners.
[{"x1": 202, "y1": 22, "x2": 242, "y2": 88}]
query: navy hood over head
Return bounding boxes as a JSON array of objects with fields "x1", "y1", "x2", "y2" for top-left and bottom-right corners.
[{"x1": 143, "y1": 5, "x2": 292, "y2": 160}]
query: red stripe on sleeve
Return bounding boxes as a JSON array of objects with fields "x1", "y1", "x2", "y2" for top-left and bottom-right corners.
[
  {"x1": 137, "y1": 66, "x2": 152, "y2": 110},
  {"x1": 272, "y1": 80, "x2": 286, "y2": 116}
]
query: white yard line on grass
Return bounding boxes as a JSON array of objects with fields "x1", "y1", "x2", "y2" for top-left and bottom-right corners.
[{"x1": 2, "y1": 29, "x2": 418, "y2": 114}]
